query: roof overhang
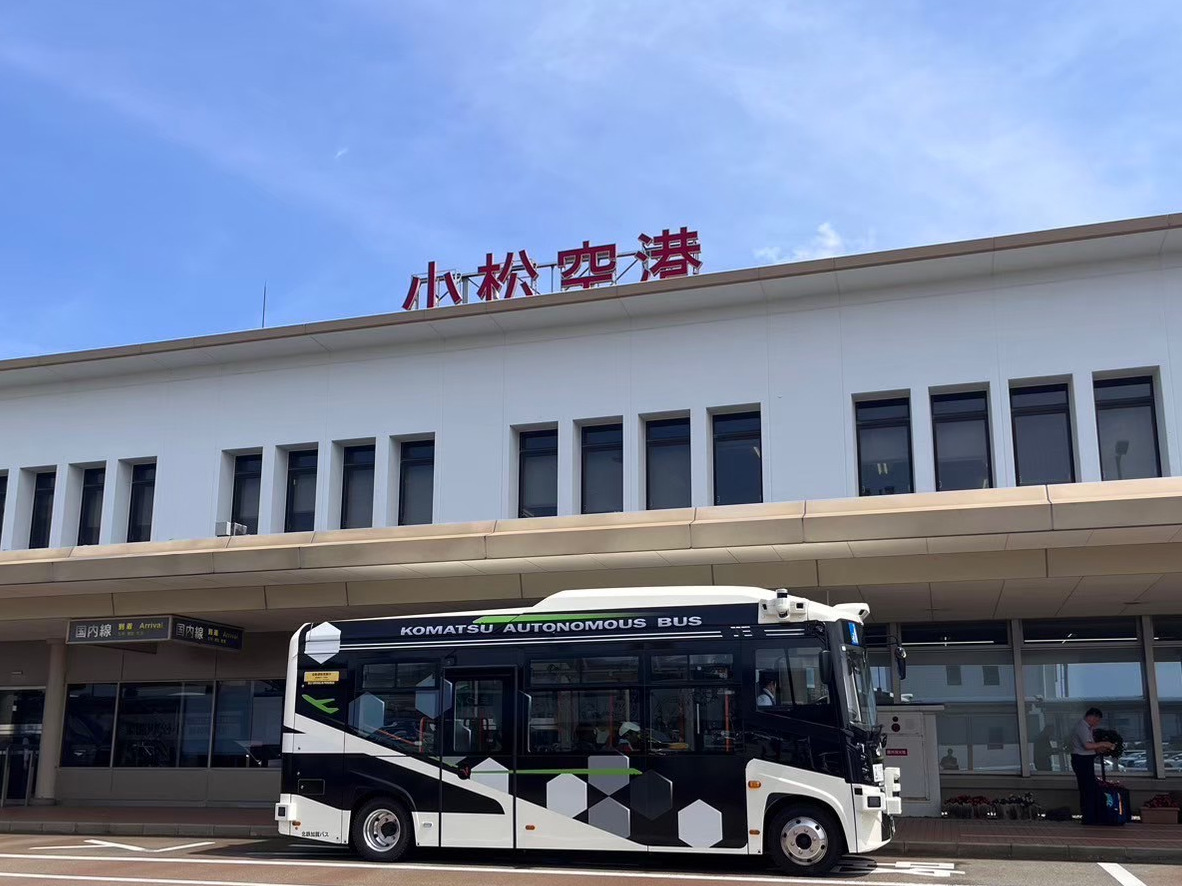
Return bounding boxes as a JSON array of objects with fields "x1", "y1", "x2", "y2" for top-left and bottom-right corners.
[{"x1": 2, "y1": 478, "x2": 1182, "y2": 640}]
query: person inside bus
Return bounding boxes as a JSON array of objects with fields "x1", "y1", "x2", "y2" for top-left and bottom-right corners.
[
  {"x1": 757, "y1": 673, "x2": 779, "y2": 707},
  {"x1": 617, "y1": 721, "x2": 644, "y2": 754},
  {"x1": 573, "y1": 724, "x2": 598, "y2": 752}
]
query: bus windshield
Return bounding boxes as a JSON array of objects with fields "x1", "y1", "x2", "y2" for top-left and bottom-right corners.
[{"x1": 842, "y1": 644, "x2": 877, "y2": 728}]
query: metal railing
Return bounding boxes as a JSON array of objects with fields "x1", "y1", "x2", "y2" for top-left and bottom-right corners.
[{"x1": 0, "y1": 745, "x2": 38, "y2": 807}]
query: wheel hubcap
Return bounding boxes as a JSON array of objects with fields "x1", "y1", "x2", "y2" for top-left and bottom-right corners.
[
  {"x1": 363, "y1": 808, "x2": 401, "y2": 853},
  {"x1": 781, "y1": 816, "x2": 828, "y2": 865}
]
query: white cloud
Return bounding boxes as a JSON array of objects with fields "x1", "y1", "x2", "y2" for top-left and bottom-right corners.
[
  {"x1": 334, "y1": 147, "x2": 349, "y2": 160},
  {"x1": 755, "y1": 223, "x2": 876, "y2": 265}
]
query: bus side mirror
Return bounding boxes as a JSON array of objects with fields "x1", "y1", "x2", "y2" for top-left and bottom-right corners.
[
  {"x1": 819, "y1": 650, "x2": 833, "y2": 687},
  {"x1": 895, "y1": 646, "x2": 907, "y2": 681}
]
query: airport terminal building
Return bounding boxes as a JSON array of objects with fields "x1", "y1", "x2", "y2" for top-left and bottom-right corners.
[{"x1": 0, "y1": 215, "x2": 1181, "y2": 811}]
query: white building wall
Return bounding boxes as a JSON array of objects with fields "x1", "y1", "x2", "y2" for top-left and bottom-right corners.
[{"x1": 0, "y1": 254, "x2": 1179, "y2": 547}]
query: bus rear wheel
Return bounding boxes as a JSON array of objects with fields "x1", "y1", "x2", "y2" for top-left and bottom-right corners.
[
  {"x1": 768, "y1": 805, "x2": 844, "y2": 876},
  {"x1": 351, "y1": 797, "x2": 413, "y2": 863}
]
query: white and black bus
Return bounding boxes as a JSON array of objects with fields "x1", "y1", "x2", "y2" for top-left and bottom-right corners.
[{"x1": 275, "y1": 586, "x2": 903, "y2": 875}]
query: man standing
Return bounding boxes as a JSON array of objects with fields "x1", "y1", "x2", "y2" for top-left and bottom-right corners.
[{"x1": 1070, "y1": 707, "x2": 1115, "y2": 825}]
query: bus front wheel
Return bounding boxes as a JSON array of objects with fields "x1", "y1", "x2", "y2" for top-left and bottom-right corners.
[
  {"x1": 351, "y1": 797, "x2": 413, "y2": 863},
  {"x1": 768, "y1": 805, "x2": 844, "y2": 876}
]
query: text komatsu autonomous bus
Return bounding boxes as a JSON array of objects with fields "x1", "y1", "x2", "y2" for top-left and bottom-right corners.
[{"x1": 275, "y1": 586, "x2": 903, "y2": 875}]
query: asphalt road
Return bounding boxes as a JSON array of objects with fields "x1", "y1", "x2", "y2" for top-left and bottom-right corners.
[{"x1": 0, "y1": 834, "x2": 1174, "y2": 886}]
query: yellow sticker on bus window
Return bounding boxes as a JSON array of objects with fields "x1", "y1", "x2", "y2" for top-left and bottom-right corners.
[{"x1": 304, "y1": 671, "x2": 340, "y2": 684}]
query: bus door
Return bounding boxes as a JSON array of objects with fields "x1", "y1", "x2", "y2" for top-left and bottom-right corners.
[{"x1": 440, "y1": 668, "x2": 516, "y2": 848}]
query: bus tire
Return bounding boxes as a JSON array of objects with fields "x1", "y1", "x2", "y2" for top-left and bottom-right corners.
[
  {"x1": 351, "y1": 797, "x2": 413, "y2": 863},
  {"x1": 768, "y1": 804, "x2": 844, "y2": 876}
]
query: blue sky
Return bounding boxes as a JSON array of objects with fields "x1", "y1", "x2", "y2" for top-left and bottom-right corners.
[{"x1": 1, "y1": 2, "x2": 1179, "y2": 359}]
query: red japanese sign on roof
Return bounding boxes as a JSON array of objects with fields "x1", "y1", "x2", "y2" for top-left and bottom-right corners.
[{"x1": 403, "y1": 227, "x2": 701, "y2": 311}]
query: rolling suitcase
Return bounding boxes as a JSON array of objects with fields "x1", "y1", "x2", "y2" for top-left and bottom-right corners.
[{"x1": 1096, "y1": 757, "x2": 1129, "y2": 826}]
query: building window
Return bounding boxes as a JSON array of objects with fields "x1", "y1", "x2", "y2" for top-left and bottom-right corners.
[
  {"x1": 113, "y1": 682, "x2": 213, "y2": 768},
  {"x1": 398, "y1": 439, "x2": 435, "y2": 526},
  {"x1": 900, "y1": 622, "x2": 1019, "y2": 773},
  {"x1": 1023, "y1": 618, "x2": 1146, "y2": 774},
  {"x1": 646, "y1": 417, "x2": 691, "y2": 510},
  {"x1": 340, "y1": 444, "x2": 376, "y2": 530},
  {"x1": 284, "y1": 449, "x2": 318, "y2": 532},
  {"x1": 230, "y1": 454, "x2": 263, "y2": 535},
  {"x1": 581, "y1": 424, "x2": 623, "y2": 514},
  {"x1": 712, "y1": 411, "x2": 762, "y2": 506},
  {"x1": 61, "y1": 684, "x2": 117, "y2": 768},
  {"x1": 1153, "y1": 616, "x2": 1182, "y2": 777},
  {"x1": 211, "y1": 680, "x2": 285, "y2": 767},
  {"x1": 855, "y1": 398, "x2": 913, "y2": 496},
  {"x1": 126, "y1": 462, "x2": 155, "y2": 543},
  {"x1": 77, "y1": 467, "x2": 105, "y2": 546},
  {"x1": 1095, "y1": 376, "x2": 1161, "y2": 481},
  {"x1": 1011, "y1": 384, "x2": 1075, "y2": 486},
  {"x1": 28, "y1": 470, "x2": 55, "y2": 549},
  {"x1": 932, "y1": 391, "x2": 992, "y2": 491},
  {"x1": 0, "y1": 474, "x2": 7, "y2": 538},
  {"x1": 518, "y1": 429, "x2": 558, "y2": 518}
]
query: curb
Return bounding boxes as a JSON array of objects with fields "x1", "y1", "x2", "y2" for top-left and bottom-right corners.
[
  {"x1": 0, "y1": 822, "x2": 275, "y2": 839},
  {"x1": 872, "y1": 841, "x2": 1182, "y2": 865}
]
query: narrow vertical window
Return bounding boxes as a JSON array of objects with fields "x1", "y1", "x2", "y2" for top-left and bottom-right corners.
[
  {"x1": 712, "y1": 411, "x2": 762, "y2": 506},
  {"x1": 581, "y1": 424, "x2": 623, "y2": 514},
  {"x1": 646, "y1": 417, "x2": 691, "y2": 510},
  {"x1": 0, "y1": 474, "x2": 6, "y2": 538},
  {"x1": 29, "y1": 470, "x2": 55, "y2": 549},
  {"x1": 856, "y1": 398, "x2": 913, "y2": 496},
  {"x1": 1095, "y1": 376, "x2": 1161, "y2": 480},
  {"x1": 340, "y1": 444, "x2": 376, "y2": 529},
  {"x1": 284, "y1": 449, "x2": 318, "y2": 532},
  {"x1": 231, "y1": 454, "x2": 263, "y2": 535},
  {"x1": 1011, "y1": 384, "x2": 1074, "y2": 486},
  {"x1": 77, "y1": 467, "x2": 106, "y2": 546},
  {"x1": 518, "y1": 429, "x2": 558, "y2": 518},
  {"x1": 932, "y1": 391, "x2": 993, "y2": 491},
  {"x1": 126, "y1": 462, "x2": 155, "y2": 543},
  {"x1": 398, "y1": 440, "x2": 435, "y2": 526}
]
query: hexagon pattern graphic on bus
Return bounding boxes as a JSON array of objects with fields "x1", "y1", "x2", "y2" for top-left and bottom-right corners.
[
  {"x1": 677, "y1": 799, "x2": 723, "y2": 848},
  {"x1": 628, "y1": 770, "x2": 673, "y2": 819},
  {"x1": 587, "y1": 753, "x2": 631, "y2": 795},
  {"x1": 471, "y1": 758, "x2": 509, "y2": 794},
  {"x1": 348, "y1": 692, "x2": 385, "y2": 735},
  {"x1": 305, "y1": 622, "x2": 341, "y2": 664},
  {"x1": 545, "y1": 772, "x2": 588, "y2": 818},
  {"x1": 588, "y1": 797, "x2": 630, "y2": 838}
]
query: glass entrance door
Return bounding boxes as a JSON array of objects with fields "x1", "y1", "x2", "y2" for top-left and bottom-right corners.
[{"x1": 0, "y1": 689, "x2": 44, "y2": 802}]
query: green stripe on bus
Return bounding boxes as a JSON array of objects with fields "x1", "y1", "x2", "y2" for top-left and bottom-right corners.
[
  {"x1": 511, "y1": 768, "x2": 641, "y2": 776},
  {"x1": 474, "y1": 613, "x2": 634, "y2": 625}
]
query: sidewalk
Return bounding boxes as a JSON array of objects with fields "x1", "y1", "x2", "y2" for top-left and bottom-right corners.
[
  {"x1": 0, "y1": 807, "x2": 1178, "y2": 863},
  {"x1": 0, "y1": 806, "x2": 276, "y2": 839},
  {"x1": 879, "y1": 817, "x2": 1182, "y2": 864}
]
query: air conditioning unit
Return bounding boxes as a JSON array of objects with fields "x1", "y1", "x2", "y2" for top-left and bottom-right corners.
[{"x1": 215, "y1": 521, "x2": 248, "y2": 537}]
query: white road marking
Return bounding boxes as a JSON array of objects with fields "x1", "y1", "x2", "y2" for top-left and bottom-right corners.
[
  {"x1": 1098, "y1": 863, "x2": 1149, "y2": 886},
  {"x1": 0, "y1": 874, "x2": 300, "y2": 886},
  {"x1": 29, "y1": 839, "x2": 215, "y2": 853},
  {"x1": 833, "y1": 859, "x2": 962, "y2": 878},
  {"x1": 0, "y1": 852, "x2": 983, "y2": 886}
]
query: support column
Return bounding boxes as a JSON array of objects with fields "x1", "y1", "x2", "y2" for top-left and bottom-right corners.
[{"x1": 34, "y1": 639, "x2": 67, "y2": 804}]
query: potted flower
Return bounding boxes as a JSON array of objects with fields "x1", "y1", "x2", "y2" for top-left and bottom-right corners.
[{"x1": 1140, "y1": 794, "x2": 1180, "y2": 825}]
